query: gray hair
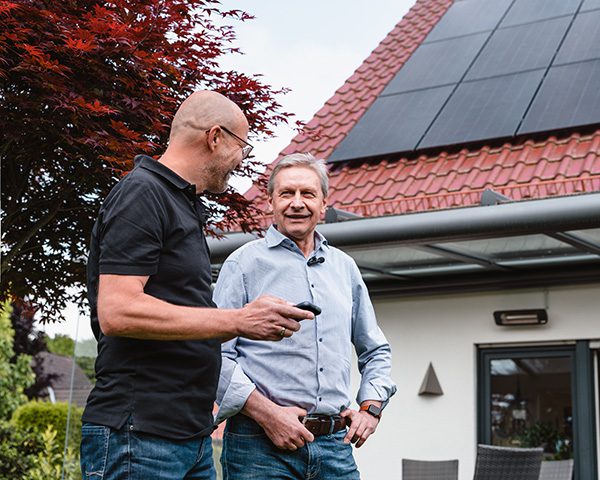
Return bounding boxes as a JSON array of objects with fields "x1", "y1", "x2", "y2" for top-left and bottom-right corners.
[{"x1": 267, "y1": 153, "x2": 329, "y2": 197}]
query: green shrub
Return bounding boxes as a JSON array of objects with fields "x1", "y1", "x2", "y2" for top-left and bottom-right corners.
[
  {"x1": 11, "y1": 400, "x2": 83, "y2": 449},
  {"x1": 0, "y1": 300, "x2": 35, "y2": 420},
  {"x1": 25, "y1": 426, "x2": 80, "y2": 480},
  {"x1": 0, "y1": 420, "x2": 43, "y2": 480}
]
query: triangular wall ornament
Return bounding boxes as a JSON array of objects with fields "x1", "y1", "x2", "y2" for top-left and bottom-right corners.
[{"x1": 418, "y1": 362, "x2": 443, "y2": 396}]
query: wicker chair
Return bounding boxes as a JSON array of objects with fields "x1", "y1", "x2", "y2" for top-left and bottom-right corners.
[
  {"x1": 473, "y1": 444, "x2": 543, "y2": 480},
  {"x1": 538, "y1": 459, "x2": 574, "y2": 480},
  {"x1": 402, "y1": 458, "x2": 459, "y2": 480}
]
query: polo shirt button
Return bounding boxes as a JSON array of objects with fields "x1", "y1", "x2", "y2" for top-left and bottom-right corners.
[
  {"x1": 318, "y1": 397, "x2": 322, "y2": 402},
  {"x1": 319, "y1": 338, "x2": 323, "y2": 342}
]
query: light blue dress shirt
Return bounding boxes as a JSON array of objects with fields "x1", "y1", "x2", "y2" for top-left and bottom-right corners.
[{"x1": 213, "y1": 225, "x2": 396, "y2": 422}]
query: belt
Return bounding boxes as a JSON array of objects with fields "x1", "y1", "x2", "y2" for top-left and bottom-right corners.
[{"x1": 300, "y1": 414, "x2": 347, "y2": 437}]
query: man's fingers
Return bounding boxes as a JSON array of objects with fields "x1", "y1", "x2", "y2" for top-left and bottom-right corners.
[
  {"x1": 344, "y1": 421, "x2": 359, "y2": 444},
  {"x1": 352, "y1": 423, "x2": 368, "y2": 443},
  {"x1": 277, "y1": 303, "x2": 314, "y2": 321},
  {"x1": 280, "y1": 318, "x2": 301, "y2": 332},
  {"x1": 256, "y1": 295, "x2": 314, "y2": 321},
  {"x1": 292, "y1": 407, "x2": 308, "y2": 417},
  {"x1": 273, "y1": 324, "x2": 296, "y2": 342},
  {"x1": 300, "y1": 425, "x2": 315, "y2": 444},
  {"x1": 355, "y1": 427, "x2": 375, "y2": 448}
]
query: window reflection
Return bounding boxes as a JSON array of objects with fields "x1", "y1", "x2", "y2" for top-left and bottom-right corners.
[{"x1": 490, "y1": 356, "x2": 573, "y2": 459}]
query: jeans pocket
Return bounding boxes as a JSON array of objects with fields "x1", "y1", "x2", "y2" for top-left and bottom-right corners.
[{"x1": 80, "y1": 423, "x2": 110, "y2": 479}]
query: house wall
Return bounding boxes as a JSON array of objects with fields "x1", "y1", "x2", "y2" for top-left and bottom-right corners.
[{"x1": 351, "y1": 283, "x2": 600, "y2": 480}]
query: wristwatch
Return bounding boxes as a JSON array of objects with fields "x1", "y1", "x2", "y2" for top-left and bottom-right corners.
[{"x1": 360, "y1": 403, "x2": 382, "y2": 419}]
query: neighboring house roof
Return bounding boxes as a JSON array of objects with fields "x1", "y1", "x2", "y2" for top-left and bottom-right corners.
[
  {"x1": 36, "y1": 351, "x2": 93, "y2": 408},
  {"x1": 244, "y1": 0, "x2": 600, "y2": 227}
]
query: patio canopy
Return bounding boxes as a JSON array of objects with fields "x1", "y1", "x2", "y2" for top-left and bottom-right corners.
[{"x1": 208, "y1": 192, "x2": 600, "y2": 296}]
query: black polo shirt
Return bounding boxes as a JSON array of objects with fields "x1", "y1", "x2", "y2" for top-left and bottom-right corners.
[{"x1": 83, "y1": 155, "x2": 220, "y2": 440}]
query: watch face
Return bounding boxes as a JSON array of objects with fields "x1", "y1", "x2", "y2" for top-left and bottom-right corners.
[{"x1": 367, "y1": 404, "x2": 382, "y2": 416}]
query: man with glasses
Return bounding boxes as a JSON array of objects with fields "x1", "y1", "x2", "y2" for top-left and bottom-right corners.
[
  {"x1": 81, "y1": 91, "x2": 313, "y2": 480},
  {"x1": 211, "y1": 125, "x2": 254, "y2": 160}
]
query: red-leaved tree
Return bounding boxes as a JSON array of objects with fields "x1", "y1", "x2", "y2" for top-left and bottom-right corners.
[{"x1": 0, "y1": 0, "x2": 294, "y2": 321}]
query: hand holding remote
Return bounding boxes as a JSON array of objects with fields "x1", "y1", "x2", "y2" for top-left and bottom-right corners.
[{"x1": 294, "y1": 301, "x2": 322, "y2": 317}]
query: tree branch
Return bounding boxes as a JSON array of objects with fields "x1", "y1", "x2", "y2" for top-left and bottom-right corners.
[{"x1": 1, "y1": 200, "x2": 63, "y2": 276}]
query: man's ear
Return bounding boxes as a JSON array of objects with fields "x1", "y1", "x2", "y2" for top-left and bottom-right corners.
[
  {"x1": 320, "y1": 197, "x2": 328, "y2": 216},
  {"x1": 267, "y1": 195, "x2": 274, "y2": 213},
  {"x1": 205, "y1": 126, "x2": 221, "y2": 153}
]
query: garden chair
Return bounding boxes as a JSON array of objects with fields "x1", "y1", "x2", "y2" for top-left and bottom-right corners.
[
  {"x1": 538, "y1": 459, "x2": 574, "y2": 480},
  {"x1": 473, "y1": 444, "x2": 543, "y2": 480},
  {"x1": 402, "y1": 458, "x2": 459, "y2": 480}
]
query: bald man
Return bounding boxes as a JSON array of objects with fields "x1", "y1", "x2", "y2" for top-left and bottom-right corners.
[{"x1": 80, "y1": 91, "x2": 312, "y2": 480}]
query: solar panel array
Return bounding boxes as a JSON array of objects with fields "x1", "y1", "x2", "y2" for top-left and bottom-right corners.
[{"x1": 329, "y1": 0, "x2": 600, "y2": 163}]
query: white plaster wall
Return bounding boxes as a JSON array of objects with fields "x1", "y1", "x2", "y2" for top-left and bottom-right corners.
[{"x1": 351, "y1": 283, "x2": 600, "y2": 480}]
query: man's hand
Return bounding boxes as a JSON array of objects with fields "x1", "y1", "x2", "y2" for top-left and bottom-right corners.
[
  {"x1": 238, "y1": 295, "x2": 314, "y2": 341},
  {"x1": 259, "y1": 405, "x2": 315, "y2": 451},
  {"x1": 340, "y1": 408, "x2": 380, "y2": 448},
  {"x1": 242, "y1": 391, "x2": 315, "y2": 451}
]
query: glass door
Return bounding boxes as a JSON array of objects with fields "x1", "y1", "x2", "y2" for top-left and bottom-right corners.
[
  {"x1": 479, "y1": 343, "x2": 598, "y2": 480},
  {"x1": 488, "y1": 353, "x2": 573, "y2": 456}
]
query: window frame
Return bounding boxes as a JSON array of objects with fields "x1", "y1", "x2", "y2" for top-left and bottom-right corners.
[{"x1": 477, "y1": 341, "x2": 598, "y2": 480}]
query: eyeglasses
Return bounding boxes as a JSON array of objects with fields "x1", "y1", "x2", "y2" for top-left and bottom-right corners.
[{"x1": 206, "y1": 125, "x2": 254, "y2": 160}]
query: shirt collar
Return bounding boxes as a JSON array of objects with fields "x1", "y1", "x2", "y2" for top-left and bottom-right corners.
[
  {"x1": 265, "y1": 225, "x2": 329, "y2": 252},
  {"x1": 134, "y1": 154, "x2": 197, "y2": 197}
]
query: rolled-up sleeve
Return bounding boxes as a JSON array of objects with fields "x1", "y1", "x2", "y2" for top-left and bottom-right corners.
[
  {"x1": 350, "y1": 264, "x2": 397, "y2": 407},
  {"x1": 213, "y1": 259, "x2": 256, "y2": 423}
]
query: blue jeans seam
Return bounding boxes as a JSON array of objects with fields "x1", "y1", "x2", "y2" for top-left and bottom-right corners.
[
  {"x1": 102, "y1": 427, "x2": 110, "y2": 479},
  {"x1": 126, "y1": 422, "x2": 131, "y2": 479}
]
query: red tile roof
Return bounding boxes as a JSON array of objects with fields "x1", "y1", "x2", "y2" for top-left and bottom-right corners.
[{"x1": 244, "y1": 0, "x2": 600, "y2": 228}]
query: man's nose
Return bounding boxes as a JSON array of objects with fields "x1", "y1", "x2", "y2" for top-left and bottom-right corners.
[{"x1": 291, "y1": 192, "x2": 303, "y2": 207}]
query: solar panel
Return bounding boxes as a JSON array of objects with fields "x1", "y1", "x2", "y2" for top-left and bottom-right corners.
[
  {"x1": 581, "y1": 0, "x2": 600, "y2": 11},
  {"x1": 554, "y1": 10, "x2": 600, "y2": 65},
  {"x1": 382, "y1": 33, "x2": 489, "y2": 95},
  {"x1": 425, "y1": 0, "x2": 512, "y2": 43},
  {"x1": 328, "y1": 0, "x2": 600, "y2": 162},
  {"x1": 500, "y1": 0, "x2": 579, "y2": 28},
  {"x1": 466, "y1": 17, "x2": 571, "y2": 81},
  {"x1": 518, "y1": 59, "x2": 600, "y2": 135},
  {"x1": 328, "y1": 86, "x2": 454, "y2": 162},
  {"x1": 420, "y1": 70, "x2": 546, "y2": 149}
]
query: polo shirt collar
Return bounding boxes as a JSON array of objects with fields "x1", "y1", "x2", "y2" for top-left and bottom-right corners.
[
  {"x1": 134, "y1": 155, "x2": 197, "y2": 196},
  {"x1": 265, "y1": 225, "x2": 329, "y2": 252}
]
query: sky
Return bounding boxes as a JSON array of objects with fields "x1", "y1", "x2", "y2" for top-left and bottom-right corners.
[{"x1": 38, "y1": 0, "x2": 416, "y2": 341}]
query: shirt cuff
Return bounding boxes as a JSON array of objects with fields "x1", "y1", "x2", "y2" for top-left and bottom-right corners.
[
  {"x1": 357, "y1": 381, "x2": 395, "y2": 410},
  {"x1": 215, "y1": 371, "x2": 256, "y2": 424}
]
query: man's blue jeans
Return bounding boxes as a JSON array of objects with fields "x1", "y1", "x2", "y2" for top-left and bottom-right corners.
[
  {"x1": 80, "y1": 418, "x2": 216, "y2": 480},
  {"x1": 221, "y1": 414, "x2": 360, "y2": 480}
]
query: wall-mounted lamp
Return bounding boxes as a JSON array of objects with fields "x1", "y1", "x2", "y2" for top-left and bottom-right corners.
[{"x1": 494, "y1": 309, "x2": 548, "y2": 326}]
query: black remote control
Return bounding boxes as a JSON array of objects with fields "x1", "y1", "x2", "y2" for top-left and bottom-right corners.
[{"x1": 294, "y1": 301, "x2": 322, "y2": 316}]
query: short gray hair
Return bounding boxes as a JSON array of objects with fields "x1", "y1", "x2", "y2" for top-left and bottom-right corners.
[{"x1": 267, "y1": 153, "x2": 329, "y2": 197}]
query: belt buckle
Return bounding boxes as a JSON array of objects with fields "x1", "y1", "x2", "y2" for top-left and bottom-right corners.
[
  {"x1": 302, "y1": 414, "x2": 320, "y2": 425},
  {"x1": 302, "y1": 415, "x2": 338, "y2": 435}
]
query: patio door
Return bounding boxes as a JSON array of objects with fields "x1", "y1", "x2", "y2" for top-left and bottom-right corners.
[{"x1": 478, "y1": 342, "x2": 598, "y2": 480}]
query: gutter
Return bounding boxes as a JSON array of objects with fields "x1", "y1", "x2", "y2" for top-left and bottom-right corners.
[{"x1": 208, "y1": 192, "x2": 600, "y2": 263}]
